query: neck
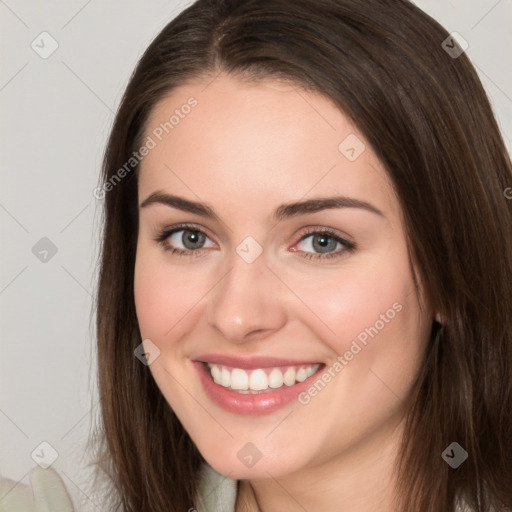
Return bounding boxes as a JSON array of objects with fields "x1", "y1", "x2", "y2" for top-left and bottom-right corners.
[{"x1": 235, "y1": 415, "x2": 405, "y2": 512}]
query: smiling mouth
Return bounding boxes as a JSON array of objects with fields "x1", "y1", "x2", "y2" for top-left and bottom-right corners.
[{"x1": 204, "y1": 362, "x2": 322, "y2": 393}]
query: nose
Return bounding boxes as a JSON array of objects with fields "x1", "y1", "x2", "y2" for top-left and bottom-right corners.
[{"x1": 207, "y1": 249, "x2": 287, "y2": 344}]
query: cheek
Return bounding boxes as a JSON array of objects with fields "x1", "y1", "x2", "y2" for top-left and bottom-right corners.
[
  {"x1": 133, "y1": 248, "x2": 206, "y2": 410},
  {"x1": 290, "y1": 250, "x2": 424, "y2": 359},
  {"x1": 133, "y1": 247, "x2": 205, "y2": 340},
  {"x1": 134, "y1": 259, "x2": 169, "y2": 339}
]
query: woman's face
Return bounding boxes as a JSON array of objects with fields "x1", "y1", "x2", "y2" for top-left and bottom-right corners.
[{"x1": 134, "y1": 73, "x2": 433, "y2": 479}]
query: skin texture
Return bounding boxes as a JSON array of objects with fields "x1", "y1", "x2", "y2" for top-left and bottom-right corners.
[{"x1": 134, "y1": 73, "x2": 434, "y2": 512}]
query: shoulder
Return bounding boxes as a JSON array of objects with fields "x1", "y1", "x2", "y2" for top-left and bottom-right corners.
[
  {"x1": 195, "y1": 463, "x2": 238, "y2": 512},
  {"x1": 0, "y1": 467, "x2": 74, "y2": 511}
]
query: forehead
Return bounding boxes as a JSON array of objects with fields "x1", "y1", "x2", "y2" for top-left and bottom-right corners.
[{"x1": 138, "y1": 73, "x2": 397, "y2": 219}]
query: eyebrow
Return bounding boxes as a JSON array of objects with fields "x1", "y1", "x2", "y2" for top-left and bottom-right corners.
[{"x1": 139, "y1": 191, "x2": 384, "y2": 222}]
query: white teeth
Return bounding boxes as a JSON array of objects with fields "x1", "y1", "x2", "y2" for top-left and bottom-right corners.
[
  {"x1": 283, "y1": 368, "x2": 296, "y2": 386},
  {"x1": 206, "y1": 363, "x2": 320, "y2": 392},
  {"x1": 231, "y1": 368, "x2": 248, "y2": 390},
  {"x1": 296, "y1": 368, "x2": 308, "y2": 382},
  {"x1": 249, "y1": 369, "x2": 268, "y2": 390},
  {"x1": 221, "y1": 367, "x2": 230, "y2": 387},
  {"x1": 211, "y1": 365, "x2": 222, "y2": 384},
  {"x1": 268, "y1": 368, "x2": 284, "y2": 388}
]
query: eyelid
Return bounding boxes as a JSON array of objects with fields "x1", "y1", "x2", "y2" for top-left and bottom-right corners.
[
  {"x1": 292, "y1": 225, "x2": 355, "y2": 247},
  {"x1": 154, "y1": 222, "x2": 218, "y2": 249},
  {"x1": 162, "y1": 222, "x2": 217, "y2": 242}
]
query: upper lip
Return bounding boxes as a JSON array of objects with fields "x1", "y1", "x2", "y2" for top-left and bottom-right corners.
[{"x1": 196, "y1": 353, "x2": 323, "y2": 370}]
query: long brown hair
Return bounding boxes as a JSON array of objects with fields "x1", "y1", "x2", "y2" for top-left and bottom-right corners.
[{"x1": 91, "y1": 1, "x2": 512, "y2": 510}]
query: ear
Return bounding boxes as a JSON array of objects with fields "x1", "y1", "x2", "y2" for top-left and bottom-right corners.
[{"x1": 435, "y1": 312, "x2": 443, "y2": 325}]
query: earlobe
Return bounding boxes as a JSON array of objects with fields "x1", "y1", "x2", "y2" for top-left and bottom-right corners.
[{"x1": 434, "y1": 312, "x2": 443, "y2": 325}]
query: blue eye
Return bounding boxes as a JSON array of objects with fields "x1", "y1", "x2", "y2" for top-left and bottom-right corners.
[
  {"x1": 155, "y1": 225, "x2": 215, "y2": 256},
  {"x1": 167, "y1": 228, "x2": 214, "y2": 251},
  {"x1": 154, "y1": 224, "x2": 355, "y2": 261},
  {"x1": 294, "y1": 230, "x2": 355, "y2": 261}
]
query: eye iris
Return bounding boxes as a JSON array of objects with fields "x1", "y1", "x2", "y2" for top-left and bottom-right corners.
[
  {"x1": 183, "y1": 229, "x2": 205, "y2": 249},
  {"x1": 313, "y1": 233, "x2": 337, "y2": 253}
]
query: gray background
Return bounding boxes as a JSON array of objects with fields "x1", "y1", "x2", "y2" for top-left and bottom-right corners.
[{"x1": 1, "y1": 1, "x2": 511, "y2": 510}]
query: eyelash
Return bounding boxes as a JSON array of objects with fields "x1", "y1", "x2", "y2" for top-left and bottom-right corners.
[{"x1": 153, "y1": 223, "x2": 356, "y2": 261}]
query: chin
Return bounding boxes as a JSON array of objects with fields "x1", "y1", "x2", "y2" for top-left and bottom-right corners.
[{"x1": 199, "y1": 443, "x2": 304, "y2": 480}]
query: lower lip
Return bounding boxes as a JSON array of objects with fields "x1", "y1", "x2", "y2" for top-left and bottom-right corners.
[{"x1": 194, "y1": 361, "x2": 324, "y2": 415}]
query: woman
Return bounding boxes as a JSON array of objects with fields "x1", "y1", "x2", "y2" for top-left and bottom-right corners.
[
  {"x1": 2, "y1": 0, "x2": 511, "y2": 511},
  {"x1": 94, "y1": 0, "x2": 512, "y2": 510}
]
